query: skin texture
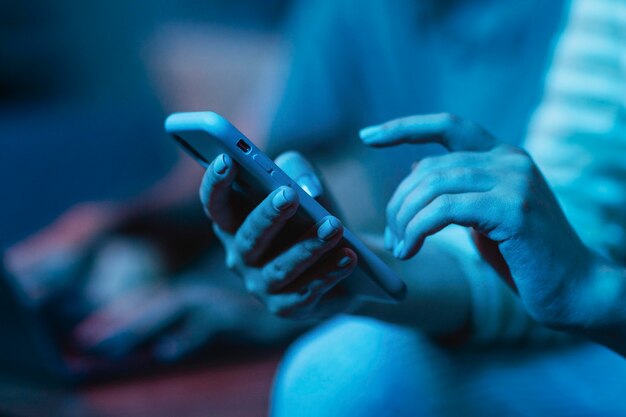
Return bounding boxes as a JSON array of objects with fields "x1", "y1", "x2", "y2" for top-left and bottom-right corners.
[
  {"x1": 199, "y1": 153, "x2": 358, "y2": 320},
  {"x1": 360, "y1": 113, "x2": 626, "y2": 355}
]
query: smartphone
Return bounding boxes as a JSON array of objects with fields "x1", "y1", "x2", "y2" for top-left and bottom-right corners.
[{"x1": 165, "y1": 111, "x2": 406, "y2": 303}]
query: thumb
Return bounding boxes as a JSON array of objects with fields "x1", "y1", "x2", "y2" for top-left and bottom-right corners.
[
  {"x1": 471, "y1": 230, "x2": 518, "y2": 292},
  {"x1": 274, "y1": 151, "x2": 324, "y2": 199}
]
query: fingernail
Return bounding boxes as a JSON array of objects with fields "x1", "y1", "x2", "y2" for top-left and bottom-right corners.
[
  {"x1": 272, "y1": 187, "x2": 296, "y2": 211},
  {"x1": 318, "y1": 217, "x2": 341, "y2": 241},
  {"x1": 393, "y1": 240, "x2": 405, "y2": 259},
  {"x1": 214, "y1": 154, "x2": 230, "y2": 175},
  {"x1": 358, "y1": 125, "x2": 380, "y2": 142},
  {"x1": 337, "y1": 256, "x2": 353, "y2": 268},
  {"x1": 297, "y1": 174, "x2": 323, "y2": 198}
]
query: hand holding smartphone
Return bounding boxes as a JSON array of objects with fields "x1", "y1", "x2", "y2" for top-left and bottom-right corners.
[{"x1": 166, "y1": 112, "x2": 405, "y2": 315}]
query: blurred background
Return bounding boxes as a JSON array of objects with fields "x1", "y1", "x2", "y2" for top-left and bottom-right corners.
[
  {"x1": 1, "y1": 0, "x2": 291, "y2": 247},
  {"x1": 1, "y1": 1, "x2": 298, "y2": 416}
]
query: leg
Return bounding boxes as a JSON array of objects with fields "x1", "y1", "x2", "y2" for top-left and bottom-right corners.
[
  {"x1": 271, "y1": 315, "x2": 444, "y2": 417},
  {"x1": 271, "y1": 315, "x2": 626, "y2": 417}
]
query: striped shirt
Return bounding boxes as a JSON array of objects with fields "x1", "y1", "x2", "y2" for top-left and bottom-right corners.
[
  {"x1": 464, "y1": 0, "x2": 626, "y2": 344},
  {"x1": 526, "y1": 0, "x2": 626, "y2": 264}
]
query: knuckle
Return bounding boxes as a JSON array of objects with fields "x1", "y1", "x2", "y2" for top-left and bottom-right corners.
[
  {"x1": 234, "y1": 229, "x2": 256, "y2": 254},
  {"x1": 435, "y1": 194, "x2": 453, "y2": 214},
  {"x1": 458, "y1": 167, "x2": 480, "y2": 184},
  {"x1": 263, "y1": 262, "x2": 289, "y2": 287},
  {"x1": 303, "y1": 238, "x2": 323, "y2": 254},
  {"x1": 424, "y1": 170, "x2": 447, "y2": 190},
  {"x1": 498, "y1": 147, "x2": 534, "y2": 173}
]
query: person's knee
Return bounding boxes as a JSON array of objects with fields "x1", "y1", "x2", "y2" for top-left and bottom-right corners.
[{"x1": 271, "y1": 315, "x2": 433, "y2": 417}]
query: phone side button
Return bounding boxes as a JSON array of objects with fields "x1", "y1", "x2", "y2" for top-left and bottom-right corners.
[
  {"x1": 253, "y1": 154, "x2": 274, "y2": 173},
  {"x1": 271, "y1": 169, "x2": 293, "y2": 187}
]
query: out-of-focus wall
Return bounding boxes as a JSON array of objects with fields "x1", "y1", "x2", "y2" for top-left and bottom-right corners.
[{"x1": 1, "y1": 0, "x2": 291, "y2": 248}]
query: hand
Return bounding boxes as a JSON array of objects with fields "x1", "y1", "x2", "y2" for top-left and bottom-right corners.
[
  {"x1": 199, "y1": 152, "x2": 358, "y2": 320},
  {"x1": 360, "y1": 113, "x2": 594, "y2": 329},
  {"x1": 72, "y1": 271, "x2": 295, "y2": 363},
  {"x1": 11, "y1": 233, "x2": 302, "y2": 364}
]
